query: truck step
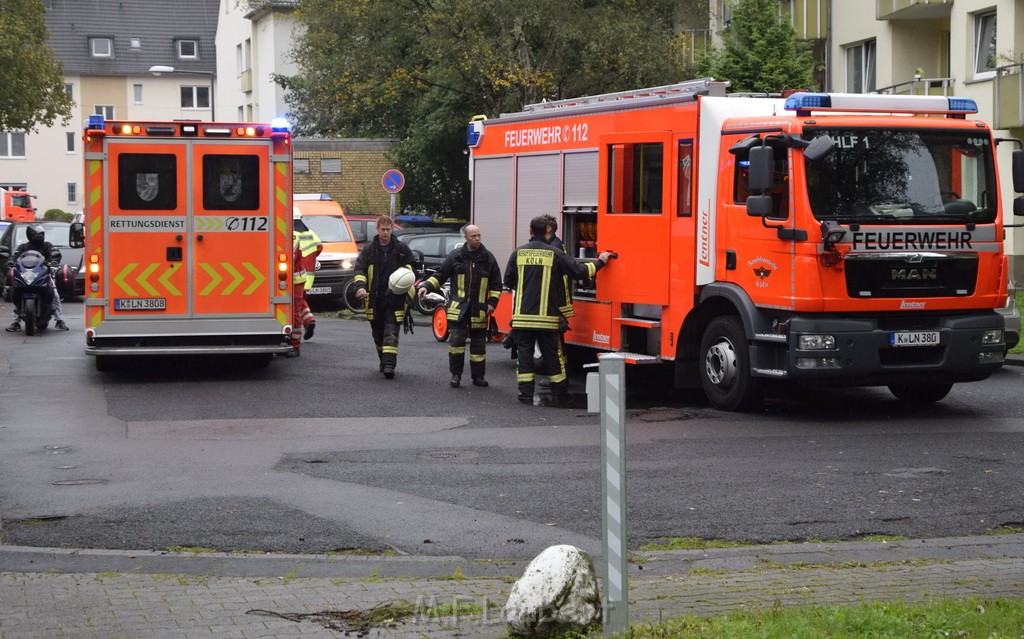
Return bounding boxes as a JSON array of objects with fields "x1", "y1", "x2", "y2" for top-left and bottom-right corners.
[{"x1": 613, "y1": 317, "x2": 661, "y2": 328}]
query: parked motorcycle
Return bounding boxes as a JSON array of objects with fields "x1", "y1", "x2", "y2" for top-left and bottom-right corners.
[{"x1": 7, "y1": 250, "x2": 56, "y2": 336}]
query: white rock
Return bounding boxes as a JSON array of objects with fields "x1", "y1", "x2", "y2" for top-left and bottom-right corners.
[{"x1": 504, "y1": 544, "x2": 602, "y2": 637}]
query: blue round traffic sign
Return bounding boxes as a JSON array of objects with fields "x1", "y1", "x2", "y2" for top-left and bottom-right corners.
[{"x1": 382, "y1": 169, "x2": 405, "y2": 193}]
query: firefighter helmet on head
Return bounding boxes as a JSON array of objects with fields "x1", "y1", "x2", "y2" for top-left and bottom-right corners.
[
  {"x1": 26, "y1": 224, "x2": 45, "y2": 244},
  {"x1": 293, "y1": 206, "x2": 302, "y2": 220}
]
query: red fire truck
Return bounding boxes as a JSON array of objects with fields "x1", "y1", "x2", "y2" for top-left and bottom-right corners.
[
  {"x1": 469, "y1": 79, "x2": 1023, "y2": 410},
  {"x1": 70, "y1": 115, "x2": 295, "y2": 371}
]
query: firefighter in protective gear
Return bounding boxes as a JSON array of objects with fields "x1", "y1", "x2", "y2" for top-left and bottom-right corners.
[
  {"x1": 503, "y1": 216, "x2": 611, "y2": 406},
  {"x1": 352, "y1": 215, "x2": 415, "y2": 379},
  {"x1": 286, "y1": 207, "x2": 322, "y2": 356},
  {"x1": 417, "y1": 224, "x2": 502, "y2": 388}
]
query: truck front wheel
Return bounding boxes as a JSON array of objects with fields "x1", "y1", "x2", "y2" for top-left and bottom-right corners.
[{"x1": 699, "y1": 316, "x2": 762, "y2": 412}]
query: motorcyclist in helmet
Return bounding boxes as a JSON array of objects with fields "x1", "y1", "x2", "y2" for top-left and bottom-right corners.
[{"x1": 5, "y1": 224, "x2": 69, "y2": 332}]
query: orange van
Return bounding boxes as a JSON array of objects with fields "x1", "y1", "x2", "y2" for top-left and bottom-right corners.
[{"x1": 294, "y1": 195, "x2": 360, "y2": 300}]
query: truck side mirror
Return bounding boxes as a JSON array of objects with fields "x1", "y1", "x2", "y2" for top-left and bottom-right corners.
[
  {"x1": 803, "y1": 134, "x2": 835, "y2": 162},
  {"x1": 747, "y1": 145, "x2": 773, "y2": 192},
  {"x1": 746, "y1": 195, "x2": 774, "y2": 217},
  {"x1": 353, "y1": 229, "x2": 366, "y2": 243},
  {"x1": 69, "y1": 221, "x2": 85, "y2": 248},
  {"x1": 410, "y1": 249, "x2": 425, "y2": 275},
  {"x1": 1014, "y1": 197, "x2": 1024, "y2": 217}
]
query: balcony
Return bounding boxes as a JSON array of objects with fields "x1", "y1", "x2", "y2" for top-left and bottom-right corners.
[
  {"x1": 995, "y1": 63, "x2": 1024, "y2": 129},
  {"x1": 873, "y1": 76, "x2": 954, "y2": 96},
  {"x1": 877, "y1": 0, "x2": 952, "y2": 20}
]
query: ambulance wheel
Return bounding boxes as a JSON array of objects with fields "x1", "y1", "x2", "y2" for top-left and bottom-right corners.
[
  {"x1": 887, "y1": 383, "x2": 952, "y2": 404},
  {"x1": 699, "y1": 315, "x2": 762, "y2": 412},
  {"x1": 432, "y1": 306, "x2": 449, "y2": 342}
]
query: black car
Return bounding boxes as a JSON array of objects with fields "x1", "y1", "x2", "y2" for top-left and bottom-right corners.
[
  {"x1": 402, "y1": 232, "x2": 464, "y2": 275},
  {"x1": 1, "y1": 221, "x2": 84, "y2": 301}
]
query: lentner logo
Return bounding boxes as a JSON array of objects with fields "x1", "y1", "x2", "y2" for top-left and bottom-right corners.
[
  {"x1": 900, "y1": 300, "x2": 926, "y2": 309},
  {"x1": 593, "y1": 331, "x2": 610, "y2": 344}
]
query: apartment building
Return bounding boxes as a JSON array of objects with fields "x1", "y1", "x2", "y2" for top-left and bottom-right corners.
[{"x1": 830, "y1": 0, "x2": 1024, "y2": 280}]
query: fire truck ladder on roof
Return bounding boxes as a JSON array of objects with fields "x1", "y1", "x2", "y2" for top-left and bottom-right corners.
[
  {"x1": 501, "y1": 77, "x2": 724, "y2": 120},
  {"x1": 519, "y1": 78, "x2": 720, "y2": 115}
]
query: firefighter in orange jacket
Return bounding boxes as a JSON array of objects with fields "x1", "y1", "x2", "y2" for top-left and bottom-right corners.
[
  {"x1": 504, "y1": 216, "x2": 611, "y2": 406},
  {"x1": 288, "y1": 207, "x2": 322, "y2": 356}
]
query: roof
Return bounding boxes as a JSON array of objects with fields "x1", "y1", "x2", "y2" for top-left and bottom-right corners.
[{"x1": 43, "y1": 0, "x2": 219, "y2": 76}]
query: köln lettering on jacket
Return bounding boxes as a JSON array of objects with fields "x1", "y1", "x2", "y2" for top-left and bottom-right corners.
[{"x1": 517, "y1": 249, "x2": 554, "y2": 266}]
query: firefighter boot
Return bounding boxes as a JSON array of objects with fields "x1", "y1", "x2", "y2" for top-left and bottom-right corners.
[
  {"x1": 517, "y1": 383, "x2": 535, "y2": 405},
  {"x1": 382, "y1": 324, "x2": 399, "y2": 379},
  {"x1": 304, "y1": 321, "x2": 315, "y2": 340},
  {"x1": 470, "y1": 333, "x2": 487, "y2": 386}
]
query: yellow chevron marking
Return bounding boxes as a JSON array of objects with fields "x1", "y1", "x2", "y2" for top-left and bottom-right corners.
[
  {"x1": 220, "y1": 262, "x2": 244, "y2": 295},
  {"x1": 276, "y1": 182, "x2": 287, "y2": 207},
  {"x1": 88, "y1": 308, "x2": 103, "y2": 327},
  {"x1": 113, "y1": 263, "x2": 139, "y2": 296},
  {"x1": 158, "y1": 264, "x2": 181, "y2": 296},
  {"x1": 199, "y1": 263, "x2": 223, "y2": 296},
  {"x1": 276, "y1": 307, "x2": 289, "y2": 325},
  {"x1": 242, "y1": 262, "x2": 265, "y2": 295},
  {"x1": 89, "y1": 216, "x2": 102, "y2": 238},
  {"x1": 136, "y1": 263, "x2": 160, "y2": 296}
]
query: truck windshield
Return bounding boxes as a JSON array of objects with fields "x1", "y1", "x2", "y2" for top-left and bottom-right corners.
[
  {"x1": 804, "y1": 128, "x2": 997, "y2": 225},
  {"x1": 302, "y1": 215, "x2": 353, "y2": 243}
]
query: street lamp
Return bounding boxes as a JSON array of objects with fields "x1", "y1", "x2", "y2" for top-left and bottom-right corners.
[{"x1": 148, "y1": 65, "x2": 216, "y2": 120}]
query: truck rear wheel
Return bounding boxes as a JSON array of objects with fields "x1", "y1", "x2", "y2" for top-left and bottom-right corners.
[
  {"x1": 887, "y1": 383, "x2": 953, "y2": 404},
  {"x1": 699, "y1": 315, "x2": 762, "y2": 412}
]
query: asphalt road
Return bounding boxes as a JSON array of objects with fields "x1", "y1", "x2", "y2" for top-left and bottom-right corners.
[{"x1": 1, "y1": 298, "x2": 1022, "y2": 560}]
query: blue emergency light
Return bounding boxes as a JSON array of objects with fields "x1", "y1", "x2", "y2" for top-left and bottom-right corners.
[
  {"x1": 86, "y1": 114, "x2": 105, "y2": 130},
  {"x1": 271, "y1": 118, "x2": 291, "y2": 132},
  {"x1": 784, "y1": 92, "x2": 978, "y2": 116}
]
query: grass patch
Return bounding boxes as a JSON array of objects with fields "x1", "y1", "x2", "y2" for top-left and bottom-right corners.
[
  {"x1": 986, "y1": 524, "x2": 1024, "y2": 536},
  {"x1": 325, "y1": 548, "x2": 400, "y2": 557},
  {"x1": 640, "y1": 537, "x2": 748, "y2": 551},
  {"x1": 611, "y1": 598, "x2": 1024, "y2": 638},
  {"x1": 166, "y1": 545, "x2": 219, "y2": 554},
  {"x1": 855, "y1": 534, "x2": 909, "y2": 543}
]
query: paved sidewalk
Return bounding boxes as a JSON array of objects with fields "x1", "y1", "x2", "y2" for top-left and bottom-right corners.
[{"x1": 2, "y1": 534, "x2": 1024, "y2": 638}]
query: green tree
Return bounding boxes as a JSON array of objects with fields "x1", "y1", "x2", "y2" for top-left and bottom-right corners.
[
  {"x1": 0, "y1": 0, "x2": 72, "y2": 132},
  {"x1": 279, "y1": 0, "x2": 695, "y2": 214},
  {"x1": 700, "y1": 0, "x2": 815, "y2": 93}
]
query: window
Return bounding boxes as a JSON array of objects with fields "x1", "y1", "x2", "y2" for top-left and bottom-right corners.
[
  {"x1": 67, "y1": 183, "x2": 78, "y2": 204},
  {"x1": 677, "y1": 140, "x2": 694, "y2": 217},
  {"x1": 180, "y1": 86, "x2": 210, "y2": 110},
  {"x1": 321, "y1": 158, "x2": 342, "y2": 173},
  {"x1": 130, "y1": 37, "x2": 141, "y2": 49},
  {"x1": 118, "y1": 154, "x2": 177, "y2": 210},
  {"x1": 133, "y1": 84, "x2": 143, "y2": 104},
  {"x1": 846, "y1": 40, "x2": 876, "y2": 92},
  {"x1": 90, "y1": 37, "x2": 112, "y2": 57},
  {"x1": 64, "y1": 83, "x2": 73, "y2": 100},
  {"x1": 202, "y1": 155, "x2": 259, "y2": 211},
  {"x1": 177, "y1": 39, "x2": 198, "y2": 59},
  {"x1": 66, "y1": 132, "x2": 75, "y2": 153},
  {"x1": 94, "y1": 105, "x2": 114, "y2": 119},
  {"x1": 974, "y1": 11, "x2": 997, "y2": 79},
  {"x1": 294, "y1": 158, "x2": 310, "y2": 174},
  {"x1": 607, "y1": 142, "x2": 663, "y2": 214},
  {"x1": 0, "y1": 132, "x2": 26, "y2": 158}
]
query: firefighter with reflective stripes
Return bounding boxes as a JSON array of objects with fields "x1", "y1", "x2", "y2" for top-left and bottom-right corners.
[
  {"x1": 286, "y1": 207, "x2": 323, "y2": 356},
  {"x1": 353, "y1": 215, "x2": 415, "y2": 379},
  {"x1": 417, "y1": 224, "x2": 502, "y2": 388},
  {"x1": 503, "y1": 216, "x2": 611, "y2": 406}
]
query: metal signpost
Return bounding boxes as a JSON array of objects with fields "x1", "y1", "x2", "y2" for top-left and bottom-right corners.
[
  {"x1": 600, "y1": 354, "x2": 628, "y2": 636},
  {"x1": 381, "y1": 169, "x2": 405, "y2": 216}
]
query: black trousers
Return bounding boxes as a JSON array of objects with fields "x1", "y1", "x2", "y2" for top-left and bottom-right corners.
[{"x1": 512, "y1": 328, "x2": 567, "y2": 399}]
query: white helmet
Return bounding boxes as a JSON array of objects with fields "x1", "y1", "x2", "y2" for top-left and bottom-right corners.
[
  {"x1": 293, "y1": 206, "x2": 302, "y2": 220},
  {"x1": 388, "y1": 267, "x2": 416, "y2": 294}
]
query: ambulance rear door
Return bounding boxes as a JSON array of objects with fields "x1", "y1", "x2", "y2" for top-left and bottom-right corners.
[{"x1": 103, "y1": 136, "x2": 276, "y2": 320}]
